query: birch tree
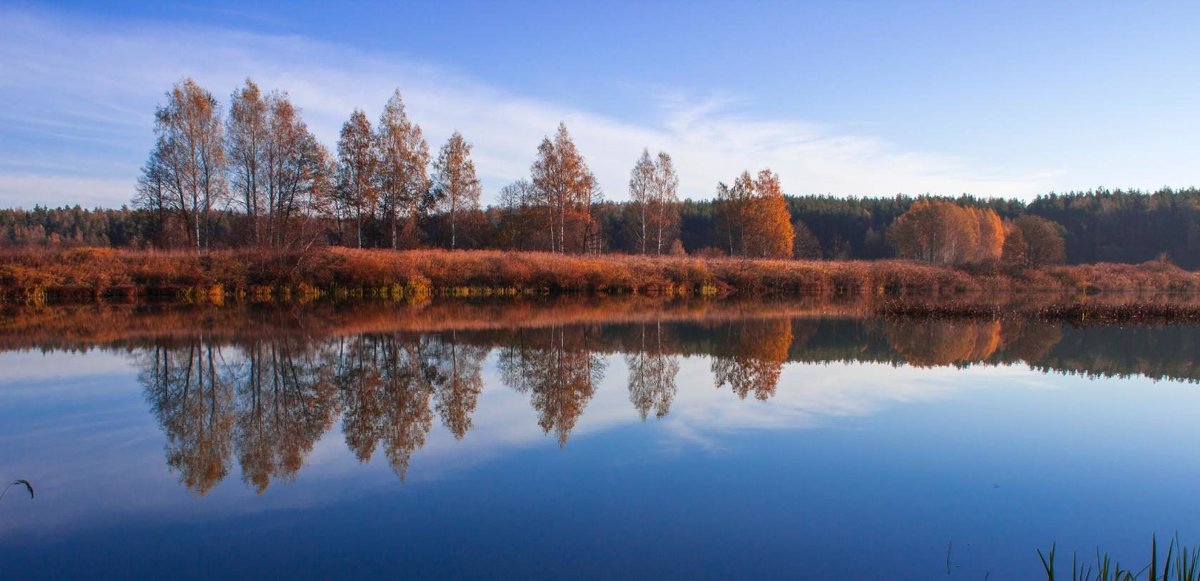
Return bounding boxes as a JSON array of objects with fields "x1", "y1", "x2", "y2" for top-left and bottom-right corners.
[
  {"x1": 530, "y1": 123, "x2": 600, "y2": 253},
  {"x1": 628, "y1": 150, "x2": 655, "y2": 254},
  {"x1": 375, "y1": 90, "x2": 429, "y2": 249},
  {"x1": 648, "y1": 152, "x2": 681, "y2": 254},
  {"x1": 137, "y1": 78, "x2": 227, "y2": 249},
  {"x1": 227, "y1": 79, "x2": 268, "y2": 244},
  {"x1": 228, "y1": 80, "x2": 331, "y2": 247},
  {"x1": 336, "y1": 110, "x2": 377, "y2": 248},
  {"x1": 430, "y1": 131, "x2": 482, "y2": 249}
]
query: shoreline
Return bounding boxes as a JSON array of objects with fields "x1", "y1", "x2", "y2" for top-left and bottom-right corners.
[{"x1": 2, "y1": 247, "x2": 1200, "y2": 306}]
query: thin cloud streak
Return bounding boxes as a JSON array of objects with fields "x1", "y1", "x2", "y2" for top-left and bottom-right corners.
[{"x1": 0, "y1": 8, "x2": 1054, "y2": 209}]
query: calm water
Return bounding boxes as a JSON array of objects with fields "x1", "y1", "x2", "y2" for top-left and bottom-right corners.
[{"x1": 2, "y1": 300, "x2": 1200, "y2": 578}]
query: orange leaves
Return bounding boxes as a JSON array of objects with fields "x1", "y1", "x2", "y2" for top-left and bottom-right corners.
[
  {"x1": 715, "y1": 168, "x2": 795, "y2": 259},
  {"x1": 888, "y1": 200, "x2": 1005, "y2": 266}
]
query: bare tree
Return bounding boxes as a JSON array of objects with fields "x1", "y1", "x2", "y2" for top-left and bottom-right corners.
[
  {"x1": 650, "y1": 152, "x2": 681, "y2": 254},
  {"x1": 430, "y1": 131, "x2": 482, "y2": 249},
  {"x1": 497, "y1": 178, "x2": 543, "y2": 250}
]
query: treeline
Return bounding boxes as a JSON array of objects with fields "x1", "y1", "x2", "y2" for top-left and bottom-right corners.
[
  {"x1": 9, "y1": 188, "x2": 1200, "y2": 268},
  {"x1": 5, "y1": 76, "x2": 1200, "y2": 268}
]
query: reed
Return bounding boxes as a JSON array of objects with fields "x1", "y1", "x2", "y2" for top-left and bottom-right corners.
[
  {"x1": 1040, "y1": 536, "x2": 1200, "y2": 581},
  {"x1": 2, "y1": 247, "x2": 1199, "y2": 305}
]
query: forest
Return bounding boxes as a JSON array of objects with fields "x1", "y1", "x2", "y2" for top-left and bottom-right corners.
[{"x1": 2, "y1": 78, "x2": 1199, "y2": 270}]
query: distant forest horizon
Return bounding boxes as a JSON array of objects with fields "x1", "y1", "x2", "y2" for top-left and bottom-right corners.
[{"x1": 4, "y1": 186, "x2": 1199, "y2": 268}]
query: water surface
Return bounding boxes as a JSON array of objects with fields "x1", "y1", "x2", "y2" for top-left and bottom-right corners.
[{"x1": 1, "y1": 299, "x2": 1198, "y2": 578}]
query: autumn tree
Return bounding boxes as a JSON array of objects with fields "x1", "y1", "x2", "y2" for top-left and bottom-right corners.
[
  {"x1": 888, "y1": 199, "x2": 1003, "y2": 265},
  {"x1": 970, "y1": 207, "x2": 1005, "y2": 263},
  {"x1": 1003, "y1": 215, "x2": 1066, "y2": 267},
  {"x1": 889, "y1": 200, "x2": 967, "y2": 264},
  {"x1": 627, "y1": 149, "x2": 681, "y2": 254},
  {"x1": 226, "y1": 79, "x2": 268, "y2": 244},
  {"x1": 375, "y1": 90, "x2": 430, "y2": 249},
  {"x1": 228, "y1": 80, "x2": 334, "y2": 248},
  {"x1": 136, "y1": 78, "x2": 227, "y2": 249},
  {"x1": 335, "y1": 110, "x2": 377, "y2": 248},
  {"x1": 430, "y1": 131, "x2": 482, "y2": 249},
  {"x1": 530, "y1": 123, "x2": 602, "y2": 253},
  {"x1": 715, "y1": 169, "x2": 794, "y2": 258},
  {"x1": 261, "y1": 103, "x2": 335, "y2": 248},
  {"x1": 746, "y1": 170, "x2": 795, "y2": 258}
]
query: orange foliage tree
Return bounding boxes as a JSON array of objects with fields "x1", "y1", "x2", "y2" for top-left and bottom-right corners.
[
  {"x1": 715, "y1": 169, "x2": 794, "y2": 258},
  {"x1": 530, "y1": 123, "x2": 602, "y2": 254}
]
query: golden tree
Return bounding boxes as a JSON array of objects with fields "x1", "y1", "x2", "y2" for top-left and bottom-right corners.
[
  {"x1": 968, "y1": 207, "x2": 1005, "y2": 263},
  {"x1": 715, "y1": 168, "x2": 794, "y2": 258},
  {"x1": 745, "y1": 170, "x2": 794, "y2": 258},
  {"x1": 530, "y1": 123, "x2": 601, "y2": 253},
  {"x1": 888, "y1": 200, "x2": 1005, "y2": 265}
]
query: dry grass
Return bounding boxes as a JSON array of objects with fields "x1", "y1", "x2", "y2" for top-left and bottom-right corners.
[{"x1": 1, "y1": 247, "x2": 1199, "y2": 304}]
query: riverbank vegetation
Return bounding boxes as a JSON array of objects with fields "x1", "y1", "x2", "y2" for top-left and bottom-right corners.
[{"x1": 2, "y1": 247, "x2": 1199, "y2": 304}]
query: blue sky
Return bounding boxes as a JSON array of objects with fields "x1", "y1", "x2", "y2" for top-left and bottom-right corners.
[{"x1": 2, "y1": 0, "x2": 1198, "y2": 208}]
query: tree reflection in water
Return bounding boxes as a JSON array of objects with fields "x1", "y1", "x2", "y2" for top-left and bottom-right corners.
[
  {"x1": 625, "y1": 320, "x2": 680, "y2": 420},
  {"x1": 141, "y1": 340, "x2": 235, "y2": 495},
  {"x1": 710, "y1": 318, "x2": 793, "y2": 400},
  {"x1": 498, "y1": 325, "x2": 606, "y2": 446},
  {"x1": 125, "y1": 306, "x2": 1200, "y2": 494}
]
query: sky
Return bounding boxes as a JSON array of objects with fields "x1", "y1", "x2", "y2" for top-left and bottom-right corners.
[{"x1": 2, "y1": 0, "x2": 1199, "y2": 208}]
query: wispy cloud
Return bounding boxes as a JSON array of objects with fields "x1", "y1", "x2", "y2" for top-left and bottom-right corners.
[{"x1": 0, "y1": 7, "x2": 1054, "y2": 209}]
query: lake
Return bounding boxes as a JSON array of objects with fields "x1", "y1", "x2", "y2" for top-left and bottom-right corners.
[{"x1": 1, "y1": 298, "x2": 1198, "y2": 579}]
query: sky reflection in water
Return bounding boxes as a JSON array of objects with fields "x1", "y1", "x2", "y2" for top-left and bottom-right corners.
[{"x1": 1, "y1": 303, "x2": 1200, "y2": 578}]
